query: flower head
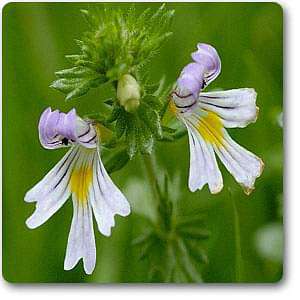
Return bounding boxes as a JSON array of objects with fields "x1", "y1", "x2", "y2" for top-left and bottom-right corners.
[
  {"x1": 25, "y1": 108, "x2": 130, "y2": 274},
  {"x1": 171, "y1": 43, "x2": 263, "y2": 194}
]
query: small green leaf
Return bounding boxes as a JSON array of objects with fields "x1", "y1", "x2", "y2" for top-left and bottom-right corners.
[
  {"x1": 65, "y1": 54, "x2": 86, "y2": 64},
  {"x1": 125, "y1": 116, "x2": 137, "y2": 159},
  {"x1": 51, "y1": 66, "x2": 106, "y2": 100},
  {"x1": 176, "y1": 214, "x2": 205, "y2": 228},
  {"x1": 175, "y1": 238, "x2": 203, "y2": 282},
  {"x1": 160, "y1": 126, "x2": 187, "y2": 143},
  {"x1": 115, "y1": 112, "x2": 128, "y2": 138},
  {"x1": 104, "y1": 98, "x2": 114, "y2": 106},
  {"x1": 172, "y1": 127, "x2": 187, "y2": 140},
  {"x1": 101, "y1": 138, "x2": 117, "y2": 149},
  {"x1": 132, "y1": 229, "x2": 155, "y2": 246},
  {"x1": 142, "y1": 95, "x2": 162, "y2": 111},
  {"x1": 144, "y1": 76, "x2": 165, "y2": 97},
  {"x1": 80, "y1": 8, "x2": 100, "y2": 28},
  {"x1": 106, "y1": 63, "x2": 128, "y2": 81},
  {"x1": 138, "y1": 123, "x2": 154, "y2": 154},
  {"x1": 107, "y1": 105, "x2": 122, "y2": 123},
  {"x1": 104, "y1": 149, "x2": 130, "y2": 174},
  {"x1": 162, "y1": 125, "x2": 176, "y2": 134},
  {"x1": 137, "y1": 236, "x2": 157, "y2": 260},
  {"x1": 83, "y1": 111, "x2": 107, "y2": 123},
  {"x1": 138, "y1": 103, "x2": 162, "y2": 138},
  {"x1": 183, "y1": 239, "x2": 209, "y2": 264},
  {"x1": 144, "y1": 83, "x2": 160, "y2": 95},
  {"x1": 55, "y1": 66, "x2": 95, "y2": 78},
  {"x1": 160, "y1": 133, "x2": 175, "y2": 142}
]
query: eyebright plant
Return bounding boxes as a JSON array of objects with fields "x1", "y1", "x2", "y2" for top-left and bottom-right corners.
[{"x1": 25, "y1": 4, "x2": 263, "y2": 280}]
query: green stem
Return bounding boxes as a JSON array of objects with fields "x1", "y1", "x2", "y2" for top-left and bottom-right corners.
[
  {"x1": 231, "y1": 195, "x2": 243, "y2": 282},
  {"x1": 143, "y1": 154, "x2": 160, "y2": 206}
]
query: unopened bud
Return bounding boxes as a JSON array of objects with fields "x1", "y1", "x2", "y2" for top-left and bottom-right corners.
[{"x1": 117, "y1": 74, "x2": 141, "y2": 112}]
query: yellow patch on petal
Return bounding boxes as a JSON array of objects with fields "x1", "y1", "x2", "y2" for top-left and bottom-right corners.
[
  {"x1": 197, "y1": 111, "x2": 224, "y2": 147},
  {"x1": 70, "y1": 164, "x2": 93, "y2": 204},
  {"x1": 168, "y1": 100, "x2": 177, "y2": 115},
  {"x1": 161, "y1": 100, "x2": 177, "y2": 126}
]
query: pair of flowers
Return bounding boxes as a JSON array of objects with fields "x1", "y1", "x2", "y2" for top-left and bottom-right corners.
[{"x1": 25, "y1": 43, "x2": 263, "y2": 274}]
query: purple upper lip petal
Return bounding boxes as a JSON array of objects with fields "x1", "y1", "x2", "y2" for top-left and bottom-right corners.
[
  {"x1": 176, "y1": 43, "x2": 221, "y2": 99},
  {"x1": 38, "y1": 107, "x2": 78, "y2": 149}
]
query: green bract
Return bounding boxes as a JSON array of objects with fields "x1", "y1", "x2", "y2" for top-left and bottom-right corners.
[
  {"x1": 51, "y1": 4, "x2": 174, "y2": 100},
  {"x1": 51, "y1": 4, "x2": 183, "y2": 160}
]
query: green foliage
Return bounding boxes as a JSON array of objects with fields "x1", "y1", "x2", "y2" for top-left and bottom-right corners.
[
  {"x1": 51, "y1": 4, "x2": 174, "y2": 100},
  {"x1": 50, "y1": 66, "x2": 106, "y2": 100},
  {"x1": 103, "y1": 148, "x2": 130, "y2": 174},
  {"x1": 112, "y1": 101, "x2": 161, "y2": 158},
  {"x1": 160, "y1": 125, "x2": 187, "y2": 142},
  {"x1": 133, "y1": 176, "x2": 208, "y2": 282}
]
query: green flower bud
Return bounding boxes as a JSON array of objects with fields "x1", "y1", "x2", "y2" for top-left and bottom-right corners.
[{"x1": 117, "y1": 74, "x2": 141, "y2": 112}]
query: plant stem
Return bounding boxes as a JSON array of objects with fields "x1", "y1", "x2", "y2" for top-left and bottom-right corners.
[
  {"x1": 231, "y1": 195, "x2": 243, "y2": 282},
  {"x1": 143, "y1": 153, "x2": 160, "y2": 206}
]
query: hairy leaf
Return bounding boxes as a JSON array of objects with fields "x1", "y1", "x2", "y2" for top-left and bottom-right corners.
[{"x1": 51, "y1": 66, "x2": 106, "y2": 100}]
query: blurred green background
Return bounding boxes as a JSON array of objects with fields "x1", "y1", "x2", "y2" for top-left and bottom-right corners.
[{"x1": 2, "y1": 2, "x2": 283, "y2": 283}]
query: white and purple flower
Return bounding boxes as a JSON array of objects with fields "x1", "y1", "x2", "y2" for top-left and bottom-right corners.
[
  {"x1": 25, "y1": 107, "x2": 130, "y2": 274},
  {"x1": 171, "y1": 43, "x2": 264, "y2": 194}
]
